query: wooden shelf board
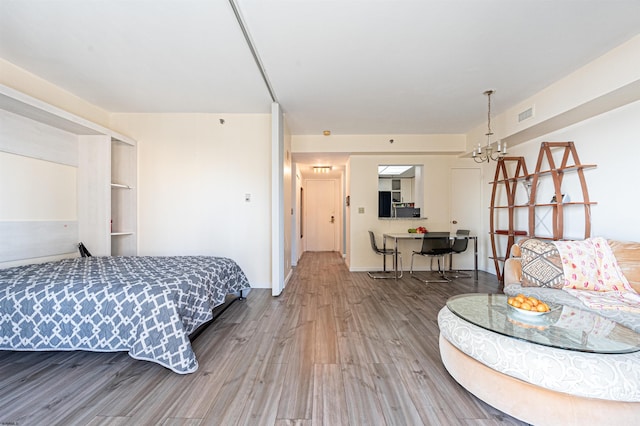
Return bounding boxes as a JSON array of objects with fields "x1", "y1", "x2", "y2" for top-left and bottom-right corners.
[
  {"x1": 529, "y1": 235, "x2": 555, "y2": 240},
  {"x1": 488, "y1": 177, "x2": 526, "y2": 185},
  {"x1": 492, "y1": 230, "x2": 528, "y2": 236},
  {"x1": 532, "y1": 202, "x2": 597, "y2": 207},
  {"x1": 491, "y1": 204, "x2": 529, "y2": 209},
  {"x1": 527, "y1": 164, "x2": 597, "y2": 178}
]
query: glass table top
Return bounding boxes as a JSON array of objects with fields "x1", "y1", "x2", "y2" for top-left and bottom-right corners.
[{"x1": 446, "y1": 293, "x2": 640, "y2": 354}]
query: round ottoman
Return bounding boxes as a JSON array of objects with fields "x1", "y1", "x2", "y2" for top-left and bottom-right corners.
[{"x1": 437, "y1": 306, "x2": 640, "y2": 425}]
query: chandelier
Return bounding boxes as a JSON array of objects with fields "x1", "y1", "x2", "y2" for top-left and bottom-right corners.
[{"x1": 473, "y1": 89, "x2": 507, "y2": 163}]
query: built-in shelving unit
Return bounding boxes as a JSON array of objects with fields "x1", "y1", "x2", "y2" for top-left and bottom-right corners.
[
  {"x1": 110, "y1": 138, "x2": 137, "y2": 255},
  {"x1": 488, "y1": 142, "x2": 596, "y2": 281},
  {"x1": 0, "y1": 84, "x2": 137, "y2": 259}
]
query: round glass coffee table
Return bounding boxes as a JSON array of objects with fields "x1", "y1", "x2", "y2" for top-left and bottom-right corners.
[{"x1": 447, "y1": 293, "x2": 640, "y2": 354}]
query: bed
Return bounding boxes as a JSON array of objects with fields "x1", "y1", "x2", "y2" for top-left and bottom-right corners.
[{"x1": 0, "y1": 256, "x2": 251, "y2": 374}]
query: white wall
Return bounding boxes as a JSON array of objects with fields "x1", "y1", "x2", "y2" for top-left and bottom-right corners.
[
  {"x1": 465, "y1": 35, "x2": 640, "y2": 276},
  {"x1": 293, "y1": 133, "x2": 465, "y2": 155},
  {"x1": 3, "y1": 34, "x2": 639, "y2": 282},
  {"x1": 282, "y1": 115, "x2": 293, "y2": 284},
  {"x1": 293, "y1": 163, "x2": 304, "y2": 263},
  {"x1": 0, "y1": 152, "x2": 76, "y2": 221},
  {"x1": 339, "y1": 102, "x2": 640, "y2": 276},
  {"x1": 110, "y1": 113, "x2": 273, "y2": 288},
  {"x1": 0, "y1": 59, "x2": 110, "y2": 128},
  {"x1": 499, "y1": 100, "x2": 640, "y2": 243},
  {"x1": 0, "y1": 108, "x2": 80, "y2": 267},
  {"x1": 472, "y1": 101, "x2": 640, "y2": 278},
  {"x1": 1, "y1": 59, "x2": 276, "y2": 289},
  {"x1": 348, "y1": 154, "x2": 458, "y2": 271}
]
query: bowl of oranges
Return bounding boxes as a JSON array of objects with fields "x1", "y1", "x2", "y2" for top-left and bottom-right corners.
[{"x1": 507, "y1": 294, "x2": 551, "y2": 316}]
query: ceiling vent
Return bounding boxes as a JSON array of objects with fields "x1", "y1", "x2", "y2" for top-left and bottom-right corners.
[{"x1": 518, "y1": 106, "x2": 534, "y2": 122}]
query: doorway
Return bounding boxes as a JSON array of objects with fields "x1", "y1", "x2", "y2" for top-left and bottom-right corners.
[
  {"x1": 305, "y1": 179, "x2": 339, "y2": 251},
  {"x1": 450, "y1": 167, "x2": 482, "y2": 270}
]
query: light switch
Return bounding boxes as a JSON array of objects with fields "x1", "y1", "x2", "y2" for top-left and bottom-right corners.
[
  {"x1": 245, "y1": 193, "x2": 251, "y2": 202},
  {"x1": 358, "y1": 207, "x2": 365, "y2": 214}
]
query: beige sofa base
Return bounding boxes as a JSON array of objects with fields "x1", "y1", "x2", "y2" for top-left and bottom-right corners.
[{"x1": 439, "y1": 335, "x2": 640, "y2": 425}]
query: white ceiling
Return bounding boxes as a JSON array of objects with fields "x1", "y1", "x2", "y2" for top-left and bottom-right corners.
[{"x1": 1, "y1": 0, "x2": 639, "y2": 139}]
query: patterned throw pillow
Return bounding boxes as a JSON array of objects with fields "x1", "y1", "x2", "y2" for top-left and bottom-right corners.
[
  {"x1": 554, "y1": 238, "x2": 632, "y2": 292},
  {"x1": 519, "y1": 238, "x2": 564, "y2": 288}
]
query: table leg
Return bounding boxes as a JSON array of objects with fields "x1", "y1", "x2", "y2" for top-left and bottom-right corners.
[
  {"x1": 382, "y1": 237, "x2": 388, "y2": 272},
  {"x1": 394, "y1": 238, "x2": 399, "y2": 279},
  {"x1": 383, "y1": 235, "x2": 399, "y2": 279},
  {"x1": 474, "y1": 237, "x2": 478, "y2": 281}
]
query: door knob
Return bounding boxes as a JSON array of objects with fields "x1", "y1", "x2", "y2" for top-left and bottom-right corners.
[
  {"x1": 330, "y1": 215, "x2": 335, "y2": 223},
  {"x1": 452, "y1": 220, "x2": 458, "y2": 224}
]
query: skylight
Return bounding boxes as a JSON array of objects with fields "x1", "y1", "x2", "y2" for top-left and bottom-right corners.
[{"x1": 378, "y1": 165, "x2": 413, "y2": 175}]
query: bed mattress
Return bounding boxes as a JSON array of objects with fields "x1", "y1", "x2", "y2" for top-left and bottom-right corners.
[{"x1": 0, "y1": 256, "x2": 250, "y2": 373}]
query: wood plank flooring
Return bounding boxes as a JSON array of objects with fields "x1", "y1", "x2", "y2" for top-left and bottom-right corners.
[{"x1": 0, "y1": 252, "x2": 528, "y2": 425}]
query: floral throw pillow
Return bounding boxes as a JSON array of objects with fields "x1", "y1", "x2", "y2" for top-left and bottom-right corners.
[
  {"x1": 519, "y1": 238, "x2": 564, "y2": 288},
  {"x1": 554, "y1": 238, "x2": 632, "y2": 292}
]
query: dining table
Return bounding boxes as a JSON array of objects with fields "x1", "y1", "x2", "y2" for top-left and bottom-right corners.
[{"x1": 382, "y1": 232, "x2": 478, "y2": 280}]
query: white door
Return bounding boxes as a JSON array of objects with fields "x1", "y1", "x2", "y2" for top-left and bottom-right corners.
[
  {"x1": 450, "y1": 168, "x2": 482, "y2": 270},
  {"x1": 305, "y1": 179, "x2": 337, "y2": 251}
]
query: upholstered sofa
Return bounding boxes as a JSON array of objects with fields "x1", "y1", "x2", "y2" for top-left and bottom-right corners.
[{"x1": 438, "y1": 239, "x2": 640, "y2": 425}]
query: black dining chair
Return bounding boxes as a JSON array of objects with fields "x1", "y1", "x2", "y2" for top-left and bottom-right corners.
[
  {"x1": 410, "y1": 232, "x2": 452, "y2": 283},
  {"x1": 448, "y1": 229, "x2": 471, "y2": 278},
  {"x1": 367, "y1": 230, "x2": 403, "y2": 279}
]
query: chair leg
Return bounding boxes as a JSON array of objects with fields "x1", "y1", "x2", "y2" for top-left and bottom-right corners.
[
  {"x1": 394, "y1": 254, "x2": 404, "y2": 279},
  {"x1": 368, "y1": 254, "x2": 403, "y2": 279},
  {"x1": 412, "y1": 273, "x2": 449, "y2": 284},
  {"x1": 438, "y1": 255, "x2": 451, "y2": 282},
  {"x1": 411, "y1": 254, "x2": 449, "y2": 283},
  {"x1": 437, "y1": 257, "x2": 452, "y2": 281},
  {"x1": 447, "y1": 270, "x2": 471, "y2": 278},
  {"x1": 368, "y1": 253, "x2": 392, "y2": 279},
  {"x1": 447, "y1": 253, "x2": 471, "y2": 278},
  {"x1": 368, "y1": 271, "x2": 394, "y2": 279}
]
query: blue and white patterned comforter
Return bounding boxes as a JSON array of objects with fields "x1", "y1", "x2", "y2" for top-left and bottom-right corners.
[{"x1": 0, "y1": 256, "x2": 251, "y2": 374}]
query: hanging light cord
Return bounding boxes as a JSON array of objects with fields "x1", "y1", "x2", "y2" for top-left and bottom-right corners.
[
  {"x1": 485, "y1": 89, "x2": 494, "y2": 138},
  {"x1": 473, "y1": 89, "x2": 506, "y2": 163}
]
